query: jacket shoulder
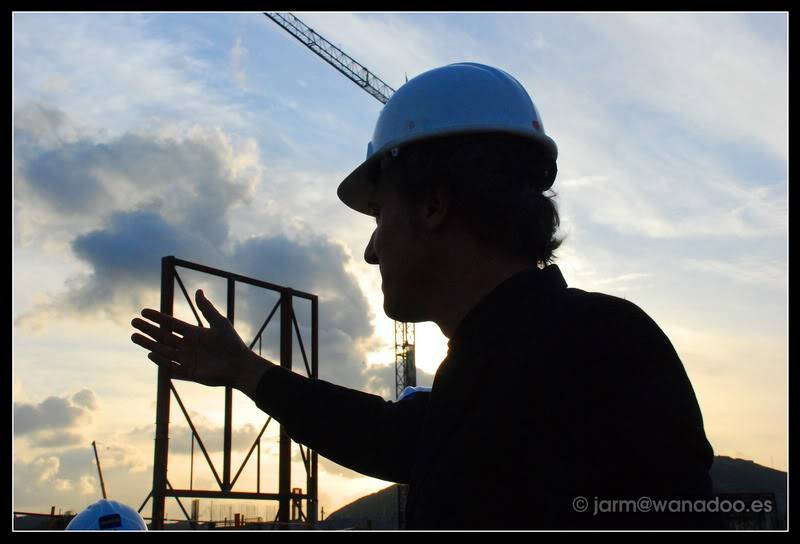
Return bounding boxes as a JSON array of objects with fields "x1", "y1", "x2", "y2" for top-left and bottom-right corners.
[{"x1": 548, "y1": 287, "x2": 666, "y2": 342}]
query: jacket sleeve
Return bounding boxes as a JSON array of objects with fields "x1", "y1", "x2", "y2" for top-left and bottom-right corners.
[{"x1": 251, "y1": 363, "x2": 428, "y2": 484}]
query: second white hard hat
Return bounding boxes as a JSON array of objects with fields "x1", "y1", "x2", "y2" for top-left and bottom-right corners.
[
  {"x1": 65, "y1": 499, "x2": 148, "y2": 531},
  {"x1": 337, "y1": 62, "x2": 558, "y2": 215}
]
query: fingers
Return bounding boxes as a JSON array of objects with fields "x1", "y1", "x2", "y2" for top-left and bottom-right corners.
[
  {"x1": 131, "y1": 332, "x2": 182, "y2": 362},
  {"x1": 140, "y1": 309, "x2": 196, "y2": 335},
  {"x1": 196, "y1": 289, "x2": 225, "y2": 327},
  {"x1": 147, "y1": 353, "x2": 194, "y2": 381},
  {"x1": 132, "y1": 308, "x2": 200, "y2": 383},
  {"x1": 131, "y1": 318, "x2": 183, "y2": 348}
]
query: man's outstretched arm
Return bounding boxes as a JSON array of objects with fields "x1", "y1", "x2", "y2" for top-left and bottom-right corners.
[
  {"x1": 131, "y1": 288, "x2": 426, "y2": 484},
  {"x1": 243, "y1": 354, "x2": 428, "y2": 483}
]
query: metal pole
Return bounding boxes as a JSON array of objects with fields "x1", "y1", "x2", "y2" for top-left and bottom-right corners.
[
  {"x1": 278, "y1": 288, "x2": 293, "y2": 525},
  {"x1": 189, "y1": 432, "x2": 194, "y2": 490},
  {"x1": 308, "y1": 297, "x2": 319, "y2": 525},
  {"x1": 91, "y1": 441, "x2": 108, "y2": 499},
  {"x1": 257, "y1": 438, "x2": 261, "y2": 494},
  {"x1": 151, "y1": 256, "x2": 175, "y2": 530},
  {"x1": 223, "y1": 278, "x2": 235, "y2": 490}
]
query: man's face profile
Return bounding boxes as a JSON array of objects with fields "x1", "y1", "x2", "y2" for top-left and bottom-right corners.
[{"x1": 363, "y1": 167, "x2": 431, "y2": 324}]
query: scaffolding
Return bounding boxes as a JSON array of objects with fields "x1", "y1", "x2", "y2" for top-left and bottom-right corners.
[
  {"x1": 140, "y1": 256, "x2": 319, "y2": 530},
  {"x1": 394, "y1": 322, "x2": 416, "y2": 401}
]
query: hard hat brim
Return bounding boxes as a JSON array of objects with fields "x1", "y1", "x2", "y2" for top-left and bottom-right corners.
[
  {"x1": 337, "y1": 152, "x2": 382, "y2": 216},
  {"x1": 337, "y1": 129, "x2": 558, "y2": 216}
]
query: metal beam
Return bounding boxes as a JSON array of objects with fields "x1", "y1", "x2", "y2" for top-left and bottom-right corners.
[
  {"x1": 163, "y1": 490, "x2": 308, "y2": 501},
  {"x1": 223, "y1": 278, "x2": 235, "y2": 490},
  {"x1": 278, "y1": 289, "x2": 293, "y2": 525},
  {"x1": 169, "y1": 257, "x2": 316, "y2": 301},
  {"x1": 309, "y1": 297, "x2": 319, "y2": 524},
  {"x1": 151, "y1": 256, "x2": 175, "y2": 529}
]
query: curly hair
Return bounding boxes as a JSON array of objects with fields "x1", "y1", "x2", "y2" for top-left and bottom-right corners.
[{"x1": 377, "y1": 132, "x2": 563, "y2": 266}]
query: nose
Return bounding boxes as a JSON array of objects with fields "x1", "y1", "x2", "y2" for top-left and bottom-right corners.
[{"x1": 364, "y1": 230, "x2": 379, "y2": 265}]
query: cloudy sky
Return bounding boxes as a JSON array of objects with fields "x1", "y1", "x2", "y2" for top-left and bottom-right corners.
[{"x1": 13, "y1": 12, "x2": 787, "y2": 521}]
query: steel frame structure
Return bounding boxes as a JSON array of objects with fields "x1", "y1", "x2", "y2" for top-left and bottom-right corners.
[{"x1": 140, "y1": 256, "x2": 319, "y2": 530}]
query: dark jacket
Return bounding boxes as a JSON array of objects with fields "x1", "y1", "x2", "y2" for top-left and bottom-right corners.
[{"x1": 254, "y1": 265, "x2": 718, "y2": 529}]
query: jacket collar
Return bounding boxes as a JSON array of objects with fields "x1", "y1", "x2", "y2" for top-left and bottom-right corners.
[{"x1": 446, "y1": 264, "x2": 568, "y2": 355}]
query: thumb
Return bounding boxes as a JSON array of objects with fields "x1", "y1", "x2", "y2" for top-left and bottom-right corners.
[{"x1": 196, "y1": 289, "x2": 225, "y2": 327}]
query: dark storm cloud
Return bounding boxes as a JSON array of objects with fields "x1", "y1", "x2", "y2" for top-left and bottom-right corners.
[
  {"x1": 23, "y1": 143, "x2": 112, "y2": 213},
  {"x1": 63, "y1": 211, "x2": 382, "y2": 393},
  {"x1": 229, "y1": 233, "x2": 371, "y2": 338},
  {"x1": 14, "y1": 392, "x2": 95, "y2": 436},
  {"x1": 15, "y1": 103, "x2": 254, "y2": 248},
  {"x1": 65, "y1": 209, "x2": 220, "y2": 312},
  {"x1": 15, "y1": 101, "x2": 395, "y2": 397},
  {"x1": 224, "y1": 234, "x2": 380, "y2": 391},
  {"x1": 71, "y1": 389, "x2": 98, "y2": 411}
]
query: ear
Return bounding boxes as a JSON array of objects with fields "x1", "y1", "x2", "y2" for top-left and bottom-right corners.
[{"x1": 420, "y1": 186, "x2": 450, "y2": 230}]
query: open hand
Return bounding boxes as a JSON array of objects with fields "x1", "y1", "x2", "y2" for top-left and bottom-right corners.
[{"x1": 131, "y1": 289, "x2": 255, "y2": 389}]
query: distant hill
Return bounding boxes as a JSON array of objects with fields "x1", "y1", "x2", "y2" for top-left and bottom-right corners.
[
  {"x1": 710, "y1": 455, "x2": 786, "y2": 528},
  {"x1": 319, "y1": 485, "x2": 400, "y2": 530},
  {"x1": 321, "y1": 456, "x2": 787, "y2": 530}
]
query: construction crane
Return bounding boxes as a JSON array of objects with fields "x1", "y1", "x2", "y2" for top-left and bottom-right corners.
[
  {"x1": 91, "y1": 441, "x2": 108, "y2": 499},
  {"x1": 264, "y1": 12, "x2": 416, "y2": 401},
  {"x1": 263, "y1": 12, "x2": 395, "y2": 104}
]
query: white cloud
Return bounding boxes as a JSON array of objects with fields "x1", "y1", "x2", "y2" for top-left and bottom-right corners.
[
  {"x1": 593, "y1": 272, "x2": 650, "y2": 286},
  {"x1": 13, "y1": 13, "x2": 250, "y2": 137},
  {"x1": 546, "y1": 13, "x2": 787, "y2": 163},
  {"x1": 231, "y1": 37, "x2": 249, "y2": 90},
  {"x1": 681, "y1": 256, "x2": 786, "y2": 290},
  {"x1": 54, "y1": 479, "x2": 73, "y2": 492},
  {"x1": 14, "y1": 448, "x2": 145, "y2": 514},
  {"x1": 79, "y1": 475, "x2": 96, "y2": 496},
  {"x1": 32, "y1": 456, "x2": 60, "y2": 482},
  {"x1": 504, "y1": 13, "x2": 787, "y2": 242}
]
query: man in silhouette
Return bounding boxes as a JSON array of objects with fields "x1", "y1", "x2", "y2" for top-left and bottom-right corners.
[{"x1": 131, "y1": 63, "x2": 718, "y2": 529}]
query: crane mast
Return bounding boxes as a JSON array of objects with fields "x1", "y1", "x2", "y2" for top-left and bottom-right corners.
[{"x1": 265, "y1": 12, "x2": 416, "y2": 401}]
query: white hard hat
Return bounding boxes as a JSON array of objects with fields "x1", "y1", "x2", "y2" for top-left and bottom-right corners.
[
  {"x1": 337, "y1": 62, "x2": 558, "y2": 215},
  {"x1": 65, "y1": 499, "x2": 148, "y2": 531},
  {"x1": 398, "y1": 386, "x2": 432, "y2": 401}
]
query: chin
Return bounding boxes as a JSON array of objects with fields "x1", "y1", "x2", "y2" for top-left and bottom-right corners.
[{"x1": 383, "y1": 297, "x2": 423, "y2": 323}]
